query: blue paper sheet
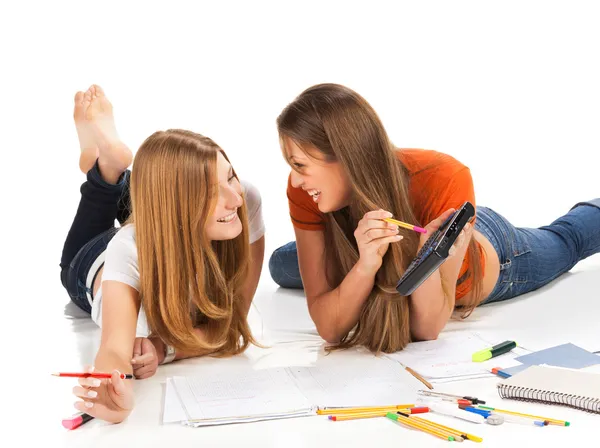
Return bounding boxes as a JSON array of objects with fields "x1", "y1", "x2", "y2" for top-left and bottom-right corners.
[{"x1": 514, "y1": 343, "x2": 600, "y2": 369}]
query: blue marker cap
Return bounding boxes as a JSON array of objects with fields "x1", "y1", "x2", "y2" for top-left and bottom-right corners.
[{"x1": 461, "y1": 406, "x2": 491, "y2": 418}]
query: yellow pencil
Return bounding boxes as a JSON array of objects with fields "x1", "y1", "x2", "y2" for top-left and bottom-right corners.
[
  {"x1": 317, "y1": 404, "x2": 415, "y2": 415},
  {"x1": 383, "y1": 218, "x2": 427, "y2": 234},
  {"x1": 329, "y1": 412, "x2": 389, "y2": 421},
  {"x1": 386, "y1": 412, "x2": 455, "y2": 441},
  {"x1": 411, "y1": 416, "x2": 482, "y2": 443},
  {"x1": 478, "y1": 406, "x2": 569, "y2": 426}
]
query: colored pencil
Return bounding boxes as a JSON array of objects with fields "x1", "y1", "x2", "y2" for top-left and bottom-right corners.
[
  {"x1": 327, "y1": 407, "x2": 429, "y2": 421},
  {"x1": 386, "y1": 412, "x2": 455, "y2": 441},
  {"x1": 317, "y1": 404, "x2": 414, "y2": 415},
  {"x1": 383, "y1": 218, "x2": 427, "y2": 234},
  {"x1": 405, "y1": 366, "x2": 434, "y2": 390},
  {"x1": 410, "y1": 416, "x2": 483, "y2": 443},
  {"x1": 52, "y1": 372, "x2": 134, "y2": 380},
  {"x1": 328, "y1": 412, "x2": 388, "y2": 421},
  {"x1": 477, "y1": 406, "x2": 569, "y2": 426}
]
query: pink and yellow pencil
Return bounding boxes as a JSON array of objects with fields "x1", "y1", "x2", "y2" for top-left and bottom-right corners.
[{"x1": 383, "y1": 218, "x2": 427, "y2": 234}]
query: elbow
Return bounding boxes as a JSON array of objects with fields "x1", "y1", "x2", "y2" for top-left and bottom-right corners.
[
  {"x1": 315, "y1": 323, "x2": 342, "y2": 344},
  {"x1": 411, "y1": 328, "x2": 441, "y2": 342}
]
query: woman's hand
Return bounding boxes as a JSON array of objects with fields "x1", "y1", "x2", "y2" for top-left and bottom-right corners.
[
  {"x1": 72, "y1": 366, "x2": 134, "y2": 424},
  {"x1": 419, "y1": 208, "x2": 473, "y2": 257},
  {"x1": 131, "y1": 337, "x2": 161, "y2": 379},
  {"x1": 354, "y1": 210, "x2": 403, "y2": 274}
]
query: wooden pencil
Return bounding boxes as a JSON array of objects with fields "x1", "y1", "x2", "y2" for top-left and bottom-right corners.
[
  {"x1": 317, "y1": 404, "x2": 414, "y2": 415},
  {"x1": 386, "y1": 413, "x2": 455, "y2": 441},
  {"x1": 405, "y1": 366, "x2": 434, "y2": 390},
  {"x1": 411, "y1": 416, "x2": 480, "y2": 443},
  {"x1": 383, "y1": 218, "x2": 427, "y2": 234}
]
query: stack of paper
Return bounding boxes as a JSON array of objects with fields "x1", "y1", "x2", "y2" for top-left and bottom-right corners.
[
  {"x1": 384, "y1": 331, "x2": 529, "y2": 383},
  {"x1": 163, "y1": 354, "x2": 423, "y2": 426}
]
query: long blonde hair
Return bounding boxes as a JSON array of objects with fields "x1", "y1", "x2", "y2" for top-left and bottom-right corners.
[
  {"x1": 129, "y1": 129, "x2": 256, "y2": 356},
  {"x1": 277, "y1": 84, "x2": 483, "y2": 353}
]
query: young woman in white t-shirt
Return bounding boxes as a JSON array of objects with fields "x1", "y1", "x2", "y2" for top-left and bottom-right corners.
[{"x1": 59, "y1": 85, "x2": 265, "y2": 423}]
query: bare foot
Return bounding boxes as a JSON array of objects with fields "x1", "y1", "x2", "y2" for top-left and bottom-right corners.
[
  {"x1": 81, "y1": 85, "x2": 133, "y2": 183},
  {"x1": 73, "y1": 91, "x2": 99, "y2": 173}
]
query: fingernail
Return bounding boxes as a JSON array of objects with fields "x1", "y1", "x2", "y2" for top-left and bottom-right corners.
[
  {"x1": 92, "y1": 379, "x2": 101, "y2": 387},
  {"x1": 87, "y1": 390, "x2": 98, "y2": 398},
  {"x1": 85, "y1": 401, "x2": 94, "y2": 408},
  {"x1": 395, "y1": 235, "x2": 403, "y2": 240},
  {"x1": 387, "y1": 212, "x2": 393, "y2": 217}
]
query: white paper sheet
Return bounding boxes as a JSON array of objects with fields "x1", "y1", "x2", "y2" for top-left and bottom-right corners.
[
  {"x1": 384, "y1": 331, "x2": 529, "y2": 381},
  {"x1": 162, "y1": 377, "x2": 188, "y2": 424},
  {"x1": 171, "y1": 367, "x2": 314, "y2": 423},
  {"x1": 287, "y1": 355, "x2": 422, "y2": 407}
]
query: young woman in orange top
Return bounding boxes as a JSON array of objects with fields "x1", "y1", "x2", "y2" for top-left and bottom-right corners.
[{"x1": 268, "y1": 83, "x2": 600, "y2": 353}]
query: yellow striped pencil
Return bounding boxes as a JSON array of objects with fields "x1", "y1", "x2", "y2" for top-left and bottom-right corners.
[
  {"x1": 383, "y1": 218, "x2": 427, "y2": 234},
  {"x1": 410, "y1": 416, "x2": 482, "y2": 443},
  {"x1": 317, "y1": 404, "x2": 414, "y2": 415},
  {"x1": 478, "y1": 406, "x2": 569, "y2": 426},
  {"x1": 386, "y1": 412, "x2": 455, "y2": 442}
]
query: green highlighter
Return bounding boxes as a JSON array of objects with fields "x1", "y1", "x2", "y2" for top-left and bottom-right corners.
[{"x1": 472, "y1": 340, "x2": 517, "y2": 362}]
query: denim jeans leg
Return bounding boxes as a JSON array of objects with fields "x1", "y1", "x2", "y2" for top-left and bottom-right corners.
[{"x1": 269, "y1": 241, "x2": 304, "y2": 289}]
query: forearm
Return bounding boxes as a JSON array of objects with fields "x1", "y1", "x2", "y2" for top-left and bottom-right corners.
[
  {"x1": 409, "y1": 248, "x2": 466, "y2": 340},
  {"x1": 94, "y1": 346, "x2": 135, "y2": 376},
  {"x1": 409, "y1": 270, "x2": 455, "y2": 340},
  {"x1": 309, "y1": 261, "x2": 376, "y2": 343},
  {"x1": 152, "y1": 327, "x2": 213, "y2": 363}
]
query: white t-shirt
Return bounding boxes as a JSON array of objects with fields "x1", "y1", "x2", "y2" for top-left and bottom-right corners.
[{"x1": 91, "y1": 180, "x2": 265, "y2": 337}]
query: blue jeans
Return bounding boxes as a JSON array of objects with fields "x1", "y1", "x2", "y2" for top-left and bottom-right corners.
[
  {"x1": 60, "y1": 161, "x2": 130, "y2": 313},
  {"x1": 268, "y1": 200, "x2": 600, "y2": 304}
]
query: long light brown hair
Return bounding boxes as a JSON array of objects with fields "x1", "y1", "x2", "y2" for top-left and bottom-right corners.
[
  {"x1": 129, "y1": 129, "x2": 256, "y2": 356},
  {"x1": 277, "y1": 84, "x2": 483, "y2": 353}
]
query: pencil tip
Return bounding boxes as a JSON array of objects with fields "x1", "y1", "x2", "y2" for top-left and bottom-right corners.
[{"x1": 51, "y1": 373, "x2": 59, "y2": 376}]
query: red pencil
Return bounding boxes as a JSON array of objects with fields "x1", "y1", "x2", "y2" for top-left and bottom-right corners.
[{"x1": 52, "y1": 372, "x2": 134, "y2": 379}]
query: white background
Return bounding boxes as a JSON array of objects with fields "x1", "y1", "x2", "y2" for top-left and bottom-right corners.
[{"x1": 1, "y1": 0, "x2": 599, "y2": 444}]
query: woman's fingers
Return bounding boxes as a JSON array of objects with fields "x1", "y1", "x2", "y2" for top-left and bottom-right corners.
[
  {"x1": 131, "y1": 352, "x2": 154, "y2": 366},
  {"x1": 78, "y1": 377, "x2": 102, "y2": 388},
  {"x1": 133, "y1": 365, "x2": 155, "y2": 379},
  {"x1": 133, "y1": 337, "x2": 143, "y2": 358},
  {"x1": 363, "y1": 227, "x2": 399, "y2": 242},
  {"x1": 370, "y1": 234, "x2": 404, "y2": 247},
  {"x1": 73, "y1": 386, "x2": 98, "y2": 400}
]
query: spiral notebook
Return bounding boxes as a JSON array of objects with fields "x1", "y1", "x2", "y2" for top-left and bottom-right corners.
[{"x1": 497, "y1": 365, "x2": 600, "y2": 413}]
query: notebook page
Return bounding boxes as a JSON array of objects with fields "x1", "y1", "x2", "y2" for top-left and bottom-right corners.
[
  {"x1": 162, "y1": 377, "x2": 188, "y2": 423},
  {"x1": 287, "y1": 355, "x2": 422, "y2": 407},
  {"x1": 384, "y1": 331, "x2": 528, "y2": 379},
  {"x1": 171, "y1": 367, "x2": 313, "y2": 421},
  {"x1": 501, "y1": 365, "x2": 600, "y2": 399}
]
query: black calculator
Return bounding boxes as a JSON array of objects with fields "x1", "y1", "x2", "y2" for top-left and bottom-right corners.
[{"x1": 395, "y1": 201, "x2": 475, "y2": 296}]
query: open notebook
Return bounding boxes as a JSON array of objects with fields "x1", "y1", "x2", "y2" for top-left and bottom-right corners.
[
  {"x1": 163, "y1": 356, "x2": 423, "y2": 427},
  {"x1": 497, "y1": 365, "x2": 600, "y2": 413}
]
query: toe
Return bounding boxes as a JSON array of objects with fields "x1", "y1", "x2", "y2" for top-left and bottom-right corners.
[
  {"x1": 93, "y1": 84, "x2": 105, "y2": 97},
  {"x1": 83, "y1": 87, "x2": 92, "y2": 104}
]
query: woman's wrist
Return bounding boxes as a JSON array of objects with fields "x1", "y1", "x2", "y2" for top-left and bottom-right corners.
[
  {"x1": 149, "y1": 337, "x2": 166, "y2": 364},
  {"x1": 355, "y1": 257, "x2": 381, "y2": 277}
]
